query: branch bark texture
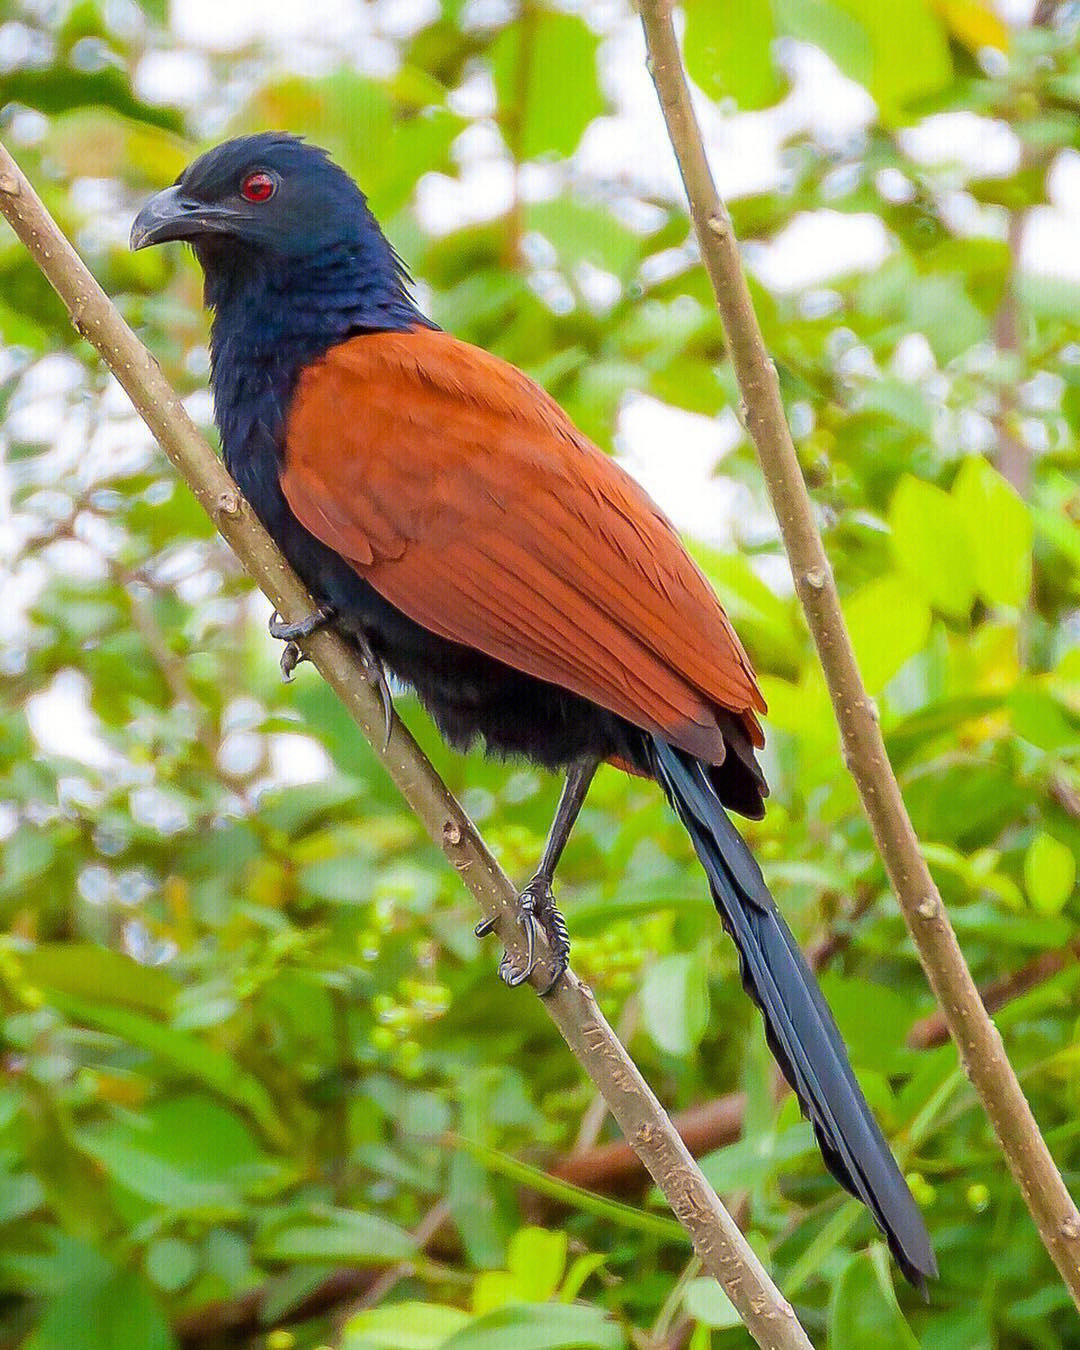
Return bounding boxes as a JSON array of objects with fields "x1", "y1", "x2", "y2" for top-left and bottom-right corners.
[
  {"x1": 0, "y1": 143, "x2": 813, "y2": 1350},
  {"x1": 637, "y1": 0, "x2": 1080, "y2": 1307}
]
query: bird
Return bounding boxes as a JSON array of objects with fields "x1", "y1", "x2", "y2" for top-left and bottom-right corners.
[{"x1": 131, "y1": 132, "x2": 936, "y2": 1290}]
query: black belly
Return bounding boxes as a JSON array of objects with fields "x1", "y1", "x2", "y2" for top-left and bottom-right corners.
[
  {"x1": 228, "y1": 446, "x2": 765, "y2": 813},
  {"x1": 229, "y1": 448, "x2": 646, "y2": 772}
]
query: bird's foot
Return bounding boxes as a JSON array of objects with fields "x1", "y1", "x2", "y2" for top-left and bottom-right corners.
[
  {"x1": 474, "y1": 875, "x2": 570, "y2": 997},
  {"x1": 269, "y1": 605, "x2": 334, "y2": 681},
  {"x1": 351, "y1": 629, "x2": 395, "y2": 752}
]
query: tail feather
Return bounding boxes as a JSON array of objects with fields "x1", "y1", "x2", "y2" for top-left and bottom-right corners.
[{"x1": 650, "y1": 739, "x2": 937, "y2": 1291}]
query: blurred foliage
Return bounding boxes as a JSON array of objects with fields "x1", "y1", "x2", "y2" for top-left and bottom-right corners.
[{"x1": 2, "y1": 0, "x2": 1080, "y2": 1347}]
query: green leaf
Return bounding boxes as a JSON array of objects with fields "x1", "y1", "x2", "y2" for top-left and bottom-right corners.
[
  {"x1": 0, "y1": 1170, "x2": 44, "y2": 1224},
  {"x1": 560, "y1": 1253, "x2": 608, "y2": 1303},
  {"x1": 831, "y1": 0, "x2": 952, "y2": 120},
  {"x1": 699, "y1": 1123, "x2": 816, "y2": 1193},
  {"x1": 20, "y1": 944, "x2": 177, "y2": 1016},
  {"x1": 0, "y1": 68, "x2": 183, "y2": 132},
  {"x1": 952, "y1": 458, "x2": 1032, "y2": 608},
  {"x1": 491, "y1": 12, "x2": 604, "y2": 160},
  {"x1": 144, "y1": 1237, "x2": 198, "y2": 1293},
  {"x1": 888, "y1": 475, "x2": 976, "y2": 617},
  {"x1": 474, "y1": 1271, "x2": 527, "y2": 1316},
  {"x1": 75, "y1": 1094, "x2": 272, "y2": 1210},
  {"x1": 683, "y1": 0, "x2": 781, "y2": 110},
  {"x1": 829, "y1": 1247, "x2": 919, "y2": 1349},
  {"x1": 25, "y1": 1266, "x2": 175, "y2": 1350},
  {"x1": 856, "y1": 262, "x2": 986, "y2": 363},
  {"x1": 1023, "y1": 834, "x2": 1076, "y2": 916},
  {"x1": 1009, "y1": 687, "x2": 1077, "y2": 753},
  {"x1": 689, "y1": 543, "x2": 803, "y2": 673},
  {"x1": 51, "y1": 994, "x2": 286, "y2": 1144},
  {"x1": 818, "y1": 974, "x2": 914, "y2": 1074},
  {"x1": 343, "y1": 1302, "x2": 471, "y2": 1350},
  {"x1": 442, "y1": 1302, "x2": 622, "y2": 1350},
  {"x1": 447, "y1": 1149, "x2": 511, "y2": 1270},
  {"x1": 506, "y1": 1227, "x2": 567, "y2": 1302},
  {"x1": 525, "y1": 200, "x2": 642, "y2": 278},
  {"x1": 843, "y1": 574, "x2": 931, "y2": 693},
  {"x1": 774, "y1": 0, "x2": 872, "y2": 87},
  {"x1": 641, "y1": 950, "x2": 710, "y2": 1057},
  {"x1": 258, "y1": 1207, "x2": 416, "y2": 1264},
  {"x1": 446, "y1": 1136, "x2": 687, "y2": 1244},
  {"x1": 683, "y1": 1276, "x2": 741, "y2": 1330}
]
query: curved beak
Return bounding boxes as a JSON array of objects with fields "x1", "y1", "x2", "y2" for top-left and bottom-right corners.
[{"x1": 130, "y1": 185, "x2": 235, "y2": 251}]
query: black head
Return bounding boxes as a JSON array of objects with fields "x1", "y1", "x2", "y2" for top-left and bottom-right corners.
[{"x1": 130, "y1": 133, "x2": 374, "y2": 260}]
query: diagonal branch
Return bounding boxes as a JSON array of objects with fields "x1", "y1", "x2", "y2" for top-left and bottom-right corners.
[
  {"x1": 636, "y1": 0, "x2": 1080, "y2": 1308},
  {"x1": 0, "y1": 144, "x2": 812, "y2": 1350}
]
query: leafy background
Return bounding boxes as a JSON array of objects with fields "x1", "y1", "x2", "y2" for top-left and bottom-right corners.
[{"x1": 2, "y1": 0, "x2": 1080, "y2": 1346}]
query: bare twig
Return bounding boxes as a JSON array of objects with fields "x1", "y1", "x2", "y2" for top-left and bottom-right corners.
[
  {"x1": 991, "y1": 0, "x2": 1061, "y2": 497},
  {"x1": 555, "y1": 1091, "x2": 747, "y2": 1192},
  {"x1": 0, "y1": 143, "x2": 812, "y2": 1349},
  {"x1": 637, "y1": 0, "x2": 1080, "y2": 1306},
  {"x1": 909, "y1": 939, "x2": 1080, "y2": 1051},
  {"x1": 571, "y1": 993, "x2": 640, "y2": 1156},
  {"x1": 333, "y1": 1201, "x2": 453, "y2": 1331},
  {"x1": 992, "y1": 211, "x2": 1030, "y2": 496}
]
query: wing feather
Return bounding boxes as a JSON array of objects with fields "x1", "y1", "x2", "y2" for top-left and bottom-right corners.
[{"x1": 282, "y1": 329, "x2": 765, "y2": 763}]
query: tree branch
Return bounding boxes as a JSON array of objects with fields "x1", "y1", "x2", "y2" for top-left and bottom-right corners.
[
  {"x1": 636, "y1": 0, "x2": 1080, "y2": 1307},
  {"x1": 0, "y1": 144, "x2": 812, "y2": 1349},
  {"x1": 908, "y1": 938, "x2": 1080, "y2": 1051}
]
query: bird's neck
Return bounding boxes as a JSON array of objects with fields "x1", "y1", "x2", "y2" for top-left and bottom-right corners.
[{"x1": 204, "y1": 239, "x2": 430, "y2": 472}]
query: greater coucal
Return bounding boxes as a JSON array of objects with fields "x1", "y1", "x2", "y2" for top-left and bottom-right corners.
[{"x1": 131, "y1": 133, "x2": 936, "y2": 1288}]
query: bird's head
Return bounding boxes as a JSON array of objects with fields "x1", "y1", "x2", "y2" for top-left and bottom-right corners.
[{"x1": 130, "y1": 133, "x2": 371, "y2": 262}]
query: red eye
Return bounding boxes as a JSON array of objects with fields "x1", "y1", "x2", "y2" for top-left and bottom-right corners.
[{"x1": 240, "y1": 171, "x2": 277, "y2": 203}]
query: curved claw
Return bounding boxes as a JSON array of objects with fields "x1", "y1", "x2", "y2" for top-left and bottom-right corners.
[
  {"x1": 375, "y1": 669, "x2": 395, "y2": 752},
  {"x1": 475, "y1": 881, "x2": 570, "y2": 995},
  {"x1": 348, "y1": 629, "x2": 394, "y2": 752},
  {"x1": 502, "y1": 894, "x2": 538, "y2": 988},
  {"x1": 271, "y1": 605, "x2": 334, "y2": 682},
  {"x1": 279, "y1": 640, "x2": 303, "y2": 682}
]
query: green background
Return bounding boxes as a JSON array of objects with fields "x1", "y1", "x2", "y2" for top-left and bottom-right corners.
[{"x1": 2, "y1": 1, "x2": 1079, "y2": 1346}]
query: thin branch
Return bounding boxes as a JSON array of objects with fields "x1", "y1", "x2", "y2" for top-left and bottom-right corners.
[
  {"x1": 571, "y1": 993, "x2": 640, "y2": 1156},
  {"x1": 555, "y1": 1091, "x2": 747, "y2": 1193},
  {"x1": 908, "y1": 939, "x2": 1080, "y2": 1051},
  {"x1": 637, "y1": 0, "x2": 1080, "y2": 1307},
  {"x1": 992, "y1": 210, "x2": 1030, "y2": 496},
  {"x1": 0, "y1": 145, "x2": 812, "y2": 1350},
  {"x1": 333, "y1": 1201, "x2": 453, "y2": 1332}
]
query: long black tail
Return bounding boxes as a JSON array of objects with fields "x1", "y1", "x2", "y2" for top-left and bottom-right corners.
[{"x1": 649, "y1": 739, "x2": 936, "y2": 1291}]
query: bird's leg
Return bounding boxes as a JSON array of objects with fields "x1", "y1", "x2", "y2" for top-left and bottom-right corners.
[
  {"x1": 352, "y1": 628, "x2": 395, "y2": 752},
  {"x1": 269, "y1": 605, "x2": 334, "y2": 681},
  {"x1": 476, "y1": 756, "x2": 598, "y2": 996},
  {"x1": 269, "y1": 605, "x2": 394, "y2": 748}
]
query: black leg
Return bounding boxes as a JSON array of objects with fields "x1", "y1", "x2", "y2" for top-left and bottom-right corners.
[
  {"x1": 476, "y1": 756, "x2": 598, "y2": 995},
  {"x1": 269, "y1": 605, "x2": 335, "y2": 681},
  {"x1": 269, "y1": 606, "x2": 395, "y2": 750},
  {"x1": 350, "y1": 629, "x2": 396, "y2": 752}
]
